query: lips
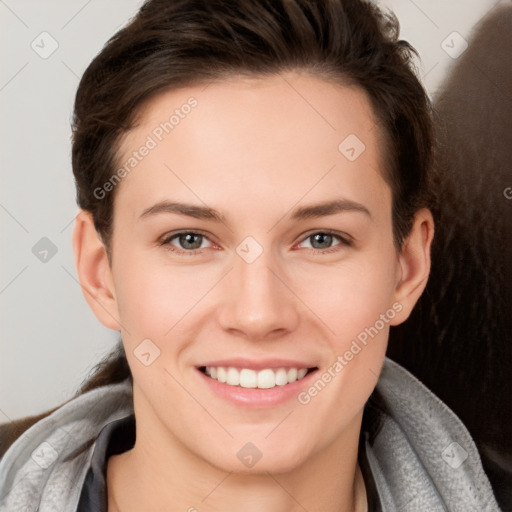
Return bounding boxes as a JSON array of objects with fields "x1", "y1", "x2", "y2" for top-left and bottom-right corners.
[
  {"x1": 197, "y1": 362, "x2": 319, "y2": 407},
  {"x1": 195, "y1": 357, "x2": 318, "y2": 406}
]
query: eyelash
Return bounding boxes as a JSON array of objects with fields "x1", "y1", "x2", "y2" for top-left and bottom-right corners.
[{"x1": 158, "y1": 229, "x2": 353, "y2": 256}]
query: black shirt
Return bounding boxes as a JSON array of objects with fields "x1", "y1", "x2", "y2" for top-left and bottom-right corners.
[{"x1": 76, "y1": 415, "x2": 135, "y2": 512}]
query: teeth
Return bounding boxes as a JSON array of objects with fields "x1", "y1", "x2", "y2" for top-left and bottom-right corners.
[
  {"x1": 297, "y1": 368, "x2": 308, "y2": 379},
  {"x1": 204, "y1": 366, "x2": 310, "y2": 389},
  {"x1": 288, "y1": 368, "x2": 297, "y2": 383},
  {"x1": 240, "y1": 369, "x2": 257, "y2": 388},
  {"x1": 217, "y1": 367, "x2": 227, "y2": 383},
  {"x1": 275, "y1": 368, "x2": 288, "y2": 385},
  {"x1": 226, "y1": 367, "x2": 240, "y2": 386},
  {"x1": 257, "y1": 369, "x2": 275, "y2": 389}
]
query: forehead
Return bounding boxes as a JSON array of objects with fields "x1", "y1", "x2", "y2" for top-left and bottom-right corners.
[{"x1": 113, "y1": 72, "x2": 390, "y2": 222}]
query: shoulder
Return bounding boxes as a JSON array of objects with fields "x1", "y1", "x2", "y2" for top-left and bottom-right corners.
[
  {"x1": 363, "y1": 358, "x2": 501, "y2": 511},
  {"x1": 0, "y1": 410, "x2": 58, "y2": 460},
  {"x1": 0, "y1": 379, "x2": 133, "y2": 511}
]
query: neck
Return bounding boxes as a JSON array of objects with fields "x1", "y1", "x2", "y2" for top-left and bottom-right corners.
[
  {"x1": 106, "y1": 384, "x2": 366, "y2": 512},
  {"x1": 107, "y1": 419, "x2": 367, "y2": 512}
]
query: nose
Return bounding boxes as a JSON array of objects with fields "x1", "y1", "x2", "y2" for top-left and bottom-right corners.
[{"x1": 217, "y1": 247, "x2": 300, "y2": 341}]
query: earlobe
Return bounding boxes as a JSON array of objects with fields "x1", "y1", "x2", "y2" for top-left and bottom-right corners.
[
  {"x1": 72, "y1": 210, "x2": 121, "y2": 331},
  {"x1": 390, "y1": 208, "x2": 434, "y2": 326}
]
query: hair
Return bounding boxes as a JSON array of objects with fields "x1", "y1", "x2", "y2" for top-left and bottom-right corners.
[
  {"x1": 72, "y1": 0, "x2": 433, "y2": 254},
  {"x1": 1, "y1": 0, "x2": 434, "y2": 455}
]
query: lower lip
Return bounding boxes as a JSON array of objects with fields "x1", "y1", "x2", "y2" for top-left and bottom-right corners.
[{"x1": 196, "y1": 368, "x2": 318, "y2": 408}]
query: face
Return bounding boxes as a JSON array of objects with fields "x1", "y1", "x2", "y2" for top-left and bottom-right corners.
[{"x1": 83, "y1": 72, "x2": 425, "y2": 474}]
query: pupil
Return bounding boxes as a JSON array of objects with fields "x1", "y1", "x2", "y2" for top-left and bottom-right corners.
[
  {"x1": 181, "y1": 233, "x2": 201, "y2": 249},
  {"x1": 312, "y1": 233, "x2": 332, "y2": 249}
]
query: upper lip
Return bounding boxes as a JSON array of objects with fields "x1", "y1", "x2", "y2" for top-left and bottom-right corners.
[{"x1": 197, "y1": 358, "x2": 317, "y2": 371}]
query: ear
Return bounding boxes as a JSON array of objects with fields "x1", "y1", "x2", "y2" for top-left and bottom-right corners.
[
  {"x1": 390, "y1": 208, "x2": 434, "y2": 326},
  {"x1": 72, "y1": 210, "x2": 121, "y2": 330}
]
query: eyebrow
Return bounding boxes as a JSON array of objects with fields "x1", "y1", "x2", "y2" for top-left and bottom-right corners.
[
  {"x1": 138, "y1": 198, "x2": 372, "y2": 223},
  {"x1": 290, "y1": 199, "x2": 372, "y2": 221},
  {"x1": 139, "y1": 201, "x2": 227, "y2": 223}
]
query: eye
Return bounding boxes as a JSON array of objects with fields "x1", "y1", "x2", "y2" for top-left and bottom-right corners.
[
  {"x1": 159, "y1": 229, "x2": 353, "y2": 256},
  {"x1": 159, "y1": 231, "x2": 214, "y2": 254},
  {"x1": 297, "y1": 230, "x2": 353, "y2": 253}
]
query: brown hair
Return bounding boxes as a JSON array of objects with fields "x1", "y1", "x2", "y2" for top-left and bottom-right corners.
[
  {"x1": 72, "y1": 0, "x2": 433, "y2": 253},
  {"x1": 1, "y1": 0, "x2": 433, "y2": 454}
]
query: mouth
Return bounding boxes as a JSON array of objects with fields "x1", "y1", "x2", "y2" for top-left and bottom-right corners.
[{"x1": 198, "y1": 365, "x2": 318, "y2": 390}]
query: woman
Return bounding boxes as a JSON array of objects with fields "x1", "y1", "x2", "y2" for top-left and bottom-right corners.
[{"x1": 0, "y1": 0, "x2": 501, "y2": 510}]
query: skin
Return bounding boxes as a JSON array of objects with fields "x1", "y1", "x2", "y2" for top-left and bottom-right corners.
[{"x1": 73, "y1": 71, "x2": 434, "y2": 512}]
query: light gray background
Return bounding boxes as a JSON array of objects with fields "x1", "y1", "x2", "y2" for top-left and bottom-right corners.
[{"x1": 0, "y1": 0, "x2": 503, "y2": 421}]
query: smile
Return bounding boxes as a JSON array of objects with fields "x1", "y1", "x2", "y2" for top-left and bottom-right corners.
[{"x1": 200, "y1": 366, "x2": 314, "y2": 389}]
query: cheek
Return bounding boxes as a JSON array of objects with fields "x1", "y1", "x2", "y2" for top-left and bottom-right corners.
[
  {"x1": 112, "y1": 256, "x2": 197, "y2": 395},
  {"x1": 114, "y1": 262, "x2": 170, "y2": 338},
  {"x1": 290, "y1": 247, "x2": 399, "y2": 342},
  {"x1": 291, "y1": 262, "x2": 396, "y2": 435},
  {"x1": 113, "y1": 252, "x2": 198, "y2": 333}
]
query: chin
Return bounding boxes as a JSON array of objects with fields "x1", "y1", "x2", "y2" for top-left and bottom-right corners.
[{"x1": 201, "y1": 438, "x2": 312, "y2": 476}]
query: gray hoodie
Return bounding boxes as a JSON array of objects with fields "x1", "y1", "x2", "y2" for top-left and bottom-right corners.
[{"x1": 0, "y1": 358, "x2": 501, "y2": 511}]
